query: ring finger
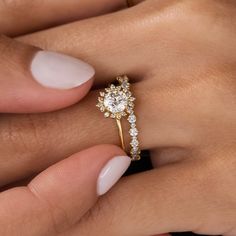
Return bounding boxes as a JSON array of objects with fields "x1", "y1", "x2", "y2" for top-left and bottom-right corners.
[{"x1": 0, "y1": 78, "x2": 193, "y2": 187}]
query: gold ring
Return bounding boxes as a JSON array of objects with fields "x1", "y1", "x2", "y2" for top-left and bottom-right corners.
[{"x1": 97, "y1": 75, "x2": 141, "y2": 161}]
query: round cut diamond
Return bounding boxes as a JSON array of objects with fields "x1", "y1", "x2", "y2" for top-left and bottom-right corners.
[
  {"x1": 104, "y1": 91, "x2": 128, "y2": 113},
  {"x1": 127, "y1": 106, "x2": 133, "y2": 114},
  {"x1": 128, "y1": 114, "x2": 136, "y2": 123},
  {"x1": 131, "y1": 138, "x2": 139, "y2": 147},
  {"x1": 131, "y1": 146, "x2": 138, "y2": 152},
  {"x1": 129, "y1": 128, "x2": 138, "y2": 136},
  {"x1": 131, "y1": 147, "x2": 140, "y2": 155}
]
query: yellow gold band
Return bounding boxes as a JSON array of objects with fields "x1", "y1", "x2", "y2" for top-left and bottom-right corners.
[{"x1": 116, "y1": 119, "x2": 125, "y2": 150}]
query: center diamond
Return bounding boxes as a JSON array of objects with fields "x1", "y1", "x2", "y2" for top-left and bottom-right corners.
[{"x1": 104, "y1": 91, "x2": 128, "y2": 113}]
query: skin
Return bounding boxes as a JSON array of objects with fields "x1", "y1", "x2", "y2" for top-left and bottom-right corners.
[
  {"x1": 0, "y1": 0, "x2": 126, "y2": 36},
  {"x1": 0, "y1": 0, "x2": 236, "y2": 235},
  {"x1": 0, "y1": 1, "x2": 131, "y2": 236}
]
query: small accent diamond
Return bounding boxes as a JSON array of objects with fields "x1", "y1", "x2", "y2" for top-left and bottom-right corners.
[
  {"x1": 126, "y1": 91, "x2": 132, "y2": 97},
  {"x1": 100, "y1": 106, "x2": 105, "y2": 112},
  {"x1": 129, "y1": 128, "x2": 138, "y2": 136},
  {"x1": 128, "y1": 114, "x2": 136, "y2": 123},
  {"x1": 110, "y1": 84, "x2": 115, "y2": 89},
  {"x1": 131, "y1": 138, "x2": 139, "y2": 147},
  {"x1": 131, "y1": 147, "x2": 140, "y2": 155},
  {"x1": 99, "y1": 92, "x2": 105, "y2": 97},
  {"x1": 131, "y1": 146, "x2": 138, "y2": 152},
  {"x1": 127, "y1": 106, "x2": 133, "y2": 114},
  {"x1": 121, "y1": 81, "x2": 129, "y2": 89}
]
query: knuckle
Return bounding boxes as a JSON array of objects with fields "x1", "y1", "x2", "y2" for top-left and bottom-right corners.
[
  {"x1": 198, "y1": 156, "x2": 236, "y2": 213},
  {"x1": 185, "y1": 159, "x2": 236, "y2": 233}
]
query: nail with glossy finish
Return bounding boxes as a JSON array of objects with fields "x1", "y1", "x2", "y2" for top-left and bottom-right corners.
[
  {"x1": 31, "y1": 51, "x2": 95, "y2": 89},
  {"x1": 97, "y1": 156, "x2": 131, "y2": 196}
]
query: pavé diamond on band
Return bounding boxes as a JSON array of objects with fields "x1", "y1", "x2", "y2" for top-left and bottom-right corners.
[{"x1": 97, "y1": 75, "x2": 141, "y2": 161}]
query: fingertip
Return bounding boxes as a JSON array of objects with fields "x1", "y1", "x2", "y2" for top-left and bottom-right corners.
[
  {"x1": 27, "y1": 145, "x2": 129, "y2": 232},
  {"x1": 97, "y1": 155, "x2": 131, "y2": 195},
  {"x1": 26, "y1": 50, "x2": 95, "y2": 112},
  {"x1": 30, "y1": 51, "x2": 95, "y2": 90},
  {"x1": 0, "y1": 36, "x2": 96, "y2": 113}
]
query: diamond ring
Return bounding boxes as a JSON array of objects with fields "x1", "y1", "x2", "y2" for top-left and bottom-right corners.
[{"x1": 97, "y1": 75, "x2": 141, "y2": 161}]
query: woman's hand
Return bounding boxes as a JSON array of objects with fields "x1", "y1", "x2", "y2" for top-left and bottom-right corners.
[
  {"x1": 0, "y1": 26, "x2": 131, "y2": 236},
  {"x1": 14, "y1": 0, "x2": 236, "y2": 235},
  {"x1": 0, "y1": 0, "x2": 130, "y2": 186},
  {"x1": 0, "y1": 2, "x2": 135, "y2": 235}
]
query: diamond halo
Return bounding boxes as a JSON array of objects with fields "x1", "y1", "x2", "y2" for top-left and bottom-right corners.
[{"x1": 97, "y1": 75, "x2": 141, "y2": 161}]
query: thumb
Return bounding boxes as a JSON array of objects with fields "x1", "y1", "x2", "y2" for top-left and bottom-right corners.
[
  {"x1": 69, "y1": 160, "x2": 216, "y2": 236},
  {"x1": 0, "y1": 145, "x2": 131, "y2": 235},
  {"x1": 0, "y1": 35, "x2": 94, "y2": 113}
]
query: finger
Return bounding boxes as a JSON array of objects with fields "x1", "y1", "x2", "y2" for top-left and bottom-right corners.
[
  {"x1": 0, "y1": 35, "x2": 95, "y2": 113},
  {"x1": 0, "y1": 0, "x2": 126, "y2": 36},
  {"x1": 18, "y1": 0, "x2": 164, "y2": 85},
  {"x1": 67, "y1": 158, "x2": 232, "y2": 236},
  {"x1": 0, "y1": 145, "x2": 131, "y2": 236},
  {"x1": 19, "y1": 0, "x2": 233, "y2": 87},
  {"x1": 0, "y1": 81, "x2": 192, "y2": 186}
]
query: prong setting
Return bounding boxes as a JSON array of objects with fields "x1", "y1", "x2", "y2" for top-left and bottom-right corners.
[{"x1": 97, "y1": 75, "x2": 141, "y2": 161}]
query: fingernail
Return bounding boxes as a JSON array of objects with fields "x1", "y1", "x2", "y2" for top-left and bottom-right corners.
[
  {"x1": 31, "y1": 51, "x2": 95, "y2": 89},
  {"x1": 97, "y1": 156, "x2": 131, "y2": 196}
]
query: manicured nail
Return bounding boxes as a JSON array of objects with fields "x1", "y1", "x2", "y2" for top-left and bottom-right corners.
[
  {"x1": 97, "y1": 156, "x2": 131, "y2": 196},
  {"x1": 31, "y1": 51, "x2": 95, "y2": 89}
]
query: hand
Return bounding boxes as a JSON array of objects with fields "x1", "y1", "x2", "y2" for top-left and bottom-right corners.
[
  {"x1": 0, "y1": 2, "x2": 133, "y2": 235},
  {"x1": 0, "y1": 15, "x2": 132, "y2": 236},
  {"x1": 0, "y1": 0, "x2": 130, "y2": 186},
  {"x1": 16, "y1": 0, "x2": 236, "y2": 235}
]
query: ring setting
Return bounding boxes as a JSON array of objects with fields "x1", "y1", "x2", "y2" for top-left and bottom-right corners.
[{"x1": 97, "y1": 75, "x2": 141, "y2": 161}]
